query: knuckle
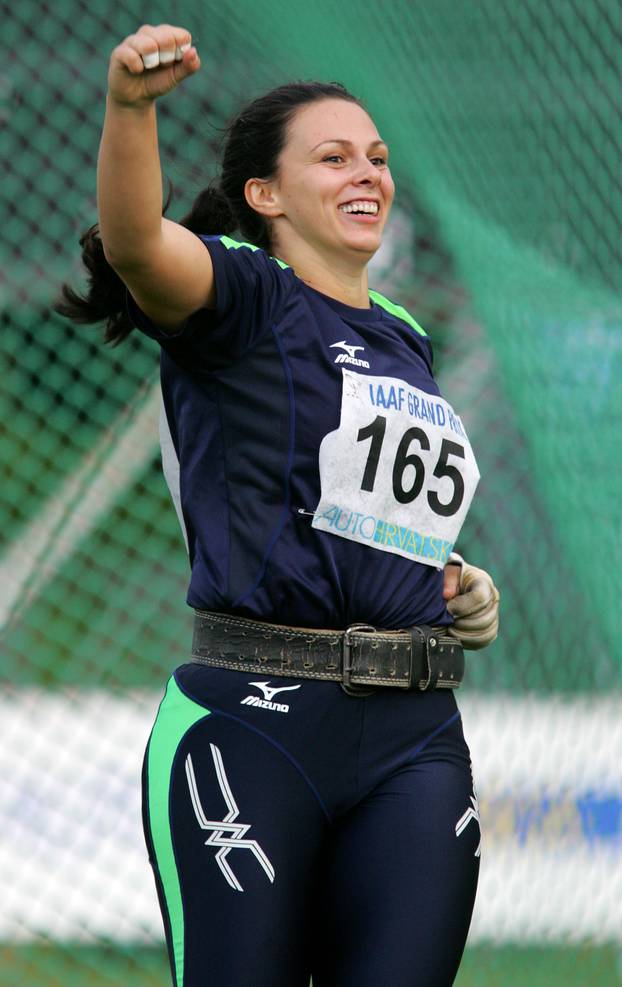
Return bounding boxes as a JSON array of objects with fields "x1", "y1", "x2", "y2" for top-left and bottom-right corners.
[
  {"x1": 126, "y1": 33, "x2": 156, "y2": 51},
  {"x1": 113, "y1": 41, "x2": 141, "y2": 65},
  {"x1": 160, "y1": 23, "x2": 190, "y2": 42}
]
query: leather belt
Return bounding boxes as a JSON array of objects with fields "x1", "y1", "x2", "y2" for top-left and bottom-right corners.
[{"x1": 191, "y1": 611, "x2": 464, "y2": 692}]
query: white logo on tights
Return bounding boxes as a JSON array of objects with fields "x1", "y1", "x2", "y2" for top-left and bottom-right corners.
[
  {"x1": 186, "y1": 746, "x2": 275, "y2": 892},
  {"x1": 455, "y1": 794, "x2": 481, "y2": 857},
  {"x1": 249, "y1": 681, "x2": 302, "y2": 702},
  {"x1": 240, "y1": 680, "x2": 302, "y2": 713}
]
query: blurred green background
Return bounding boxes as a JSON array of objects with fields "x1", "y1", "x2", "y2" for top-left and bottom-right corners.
[{"x1": 2, "y1": 0, "x2": 621, "y2": 984}]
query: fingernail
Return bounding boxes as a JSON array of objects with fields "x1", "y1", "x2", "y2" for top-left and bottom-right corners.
[
  {"x1": 175, "y1": 43, "x2": 191, "y2": 60},
  {"x1": 159, "y1": 49, "x2": 175, "y2": 65},
  {"x1": 141, "y1": 51, "x2": 160, "y2": 69}
]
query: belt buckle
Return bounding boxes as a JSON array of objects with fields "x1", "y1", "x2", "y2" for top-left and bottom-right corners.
[{"x1": 342, "y1": 623, "x2": 376, "y2": 695}]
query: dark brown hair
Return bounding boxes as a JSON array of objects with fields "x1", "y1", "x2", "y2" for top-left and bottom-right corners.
[{"x1": 55, "y1": 81, "x2": 363, "y2": 344}]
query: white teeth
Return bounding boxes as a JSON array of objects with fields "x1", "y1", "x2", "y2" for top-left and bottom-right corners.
[{"x1": 339, "y1": 201, "x2": 379, "y2": 215}]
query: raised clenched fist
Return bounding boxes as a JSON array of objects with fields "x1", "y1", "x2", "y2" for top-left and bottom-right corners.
[{"x1": 107, "y1": 24, "x2": 200, "y2": 107}]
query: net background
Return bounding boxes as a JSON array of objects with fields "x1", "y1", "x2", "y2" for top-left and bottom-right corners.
[{"x1": 1, "y1": 1, "x2": 621, "y2": 984}]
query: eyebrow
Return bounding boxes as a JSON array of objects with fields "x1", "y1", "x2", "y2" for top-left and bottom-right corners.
[{"x1": 310, "y1": 138, "x2": 388, "y2": 152}]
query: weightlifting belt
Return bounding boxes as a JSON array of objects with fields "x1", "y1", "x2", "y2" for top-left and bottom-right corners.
[{"x1": 191, "y1": 610, "x2": 464, "y2": 692}]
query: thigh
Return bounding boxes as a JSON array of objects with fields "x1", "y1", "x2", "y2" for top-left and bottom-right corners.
[
  {"x1": 311, "y1": 755, "x2": 480, "y2": 987},
  {"x1": 142, "y1": 674, "x2": 325, "y2": 987}
]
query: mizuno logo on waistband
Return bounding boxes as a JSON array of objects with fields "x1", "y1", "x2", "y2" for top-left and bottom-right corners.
[{"x1": 240, "y1": 680, "x2": 302, "y2": 714}]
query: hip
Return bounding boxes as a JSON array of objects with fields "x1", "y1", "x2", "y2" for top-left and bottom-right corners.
[{"x1": 162, "y1": 661, "x2": 472, "y2": 817}]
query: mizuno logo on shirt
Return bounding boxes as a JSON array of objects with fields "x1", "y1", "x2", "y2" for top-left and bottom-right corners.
[
  {"x1": 330, "y1": 340, "x2": 370, "y2": 368},
  {"x1": 240, "y1": 680, "x2": 301, "y2": 713}
]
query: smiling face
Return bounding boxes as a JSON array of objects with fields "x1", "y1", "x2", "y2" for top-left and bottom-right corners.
[{"x1": 246, "y1": 98, "x2": 395, "y2": 271}]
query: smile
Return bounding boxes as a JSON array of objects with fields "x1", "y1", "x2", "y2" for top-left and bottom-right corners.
[{"x1": 338, "y1": 201, "x2": 379, "y2": 215}]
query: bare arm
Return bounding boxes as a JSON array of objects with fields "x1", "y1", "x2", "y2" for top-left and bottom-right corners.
[{"x1": 97, "y1": 24, "x2": 214, "y2": 329}]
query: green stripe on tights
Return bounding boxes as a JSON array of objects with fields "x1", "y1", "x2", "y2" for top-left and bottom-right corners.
[{"x1": 146, "y1": 676, "x2": 211, "y2": 987}]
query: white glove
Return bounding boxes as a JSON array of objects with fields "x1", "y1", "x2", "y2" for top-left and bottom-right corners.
[{"x1": 445, "y1": 552, "x2": 500, "y2": 650}]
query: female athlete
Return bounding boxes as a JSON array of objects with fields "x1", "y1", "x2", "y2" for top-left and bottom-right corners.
[{"x1": 58, "y1": 22, "x2": 500, "y2": 987}]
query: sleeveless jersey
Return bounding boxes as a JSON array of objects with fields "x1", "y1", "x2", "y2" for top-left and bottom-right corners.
[{"x1": 129, "y1": 235, "x2": 480, "y2": 629}]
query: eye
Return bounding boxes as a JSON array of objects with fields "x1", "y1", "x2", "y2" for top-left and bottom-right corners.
[
  {"x1": 323, "y1": 154, "x2": 344, "y2": 164},
  {"x1": 370, "y1": 156, "x2": 387, "y2": 166}
]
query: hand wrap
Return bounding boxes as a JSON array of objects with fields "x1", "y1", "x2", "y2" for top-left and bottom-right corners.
[{"x1": 445, "y1": 552, "x2": 500, "y2": 650}]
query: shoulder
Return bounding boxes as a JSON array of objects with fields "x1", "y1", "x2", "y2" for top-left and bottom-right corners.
[
  {"x1": 195, "y1": 234, "x2": 295, "y2": 339},
  {"x1": 199, "y1": 234, "x2": 292, "y2": 277},
  {"x1": 368, "y1": 289, "x2": 428, "y2": 338},
  {"x1": 369, "y1": 288, "x2": 434, "y2": 373}
]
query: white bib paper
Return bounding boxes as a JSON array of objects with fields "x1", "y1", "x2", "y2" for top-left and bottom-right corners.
[{"x1": 312, "y1": 370, "x2": 480, "y2": 568}]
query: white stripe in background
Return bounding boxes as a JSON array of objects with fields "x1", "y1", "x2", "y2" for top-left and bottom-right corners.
[
  {"x1": 0, "y1": 691, "x2": 620, "y2": 944},
  {"x1": 460, "y1": 695, "x2": 622, "y2": 944},
  {"x1": 0, "y1": 383, "x2": 161, "y2": 633}
]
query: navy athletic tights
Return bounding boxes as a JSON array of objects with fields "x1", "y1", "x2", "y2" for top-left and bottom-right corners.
[{"x1": 142, "y1": 663, "x2": 480, "y2": 987}]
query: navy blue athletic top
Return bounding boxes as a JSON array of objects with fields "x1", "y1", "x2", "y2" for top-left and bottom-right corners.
[{"x1": 129, "y1": 235, "x2": 479, "y2": 630}]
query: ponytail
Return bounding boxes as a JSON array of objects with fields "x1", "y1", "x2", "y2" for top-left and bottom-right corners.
[
  {"x1": 179, "y1": 184, "x2": 236, "y2": 236},
  {"x1": 57, "y1": 80, "x2": 362, "y2": 344},
  {"x1": 54, "y1": 224, "x2": 132, "y2": 345},
  {"x1": 54, "y1": 182, "x2": 239, "y2": 345}
]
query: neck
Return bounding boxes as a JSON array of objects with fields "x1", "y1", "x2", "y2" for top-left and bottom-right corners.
[{"x1": 275, "y1": 240, "x2": 371, "y2": 308}]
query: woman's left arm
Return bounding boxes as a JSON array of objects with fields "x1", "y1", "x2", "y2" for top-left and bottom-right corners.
[{"x1": 442, "y1": 554, "x2": 500, "y2": 650}]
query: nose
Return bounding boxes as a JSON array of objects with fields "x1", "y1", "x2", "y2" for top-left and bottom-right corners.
[{"x1": 352, "y1": 155, "x2": 381, "y2": 186}]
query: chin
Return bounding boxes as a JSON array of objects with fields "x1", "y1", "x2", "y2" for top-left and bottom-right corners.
[{"x1": 344, "y1": 233, "x2": 383, "y2": 257}]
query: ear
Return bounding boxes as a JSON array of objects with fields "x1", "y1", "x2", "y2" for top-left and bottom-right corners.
[{"x1": 244, "y1": 177, "x2": 284, "y2": 218}]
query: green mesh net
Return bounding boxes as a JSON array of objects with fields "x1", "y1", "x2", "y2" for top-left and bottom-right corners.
[{"x1": 2, "y1": 1, "x2": 620, "y2": 984}]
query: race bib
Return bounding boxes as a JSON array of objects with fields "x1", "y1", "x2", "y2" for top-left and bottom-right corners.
[{"x1": 312, "y1": 370, "x2": 480, "y2": 568}]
